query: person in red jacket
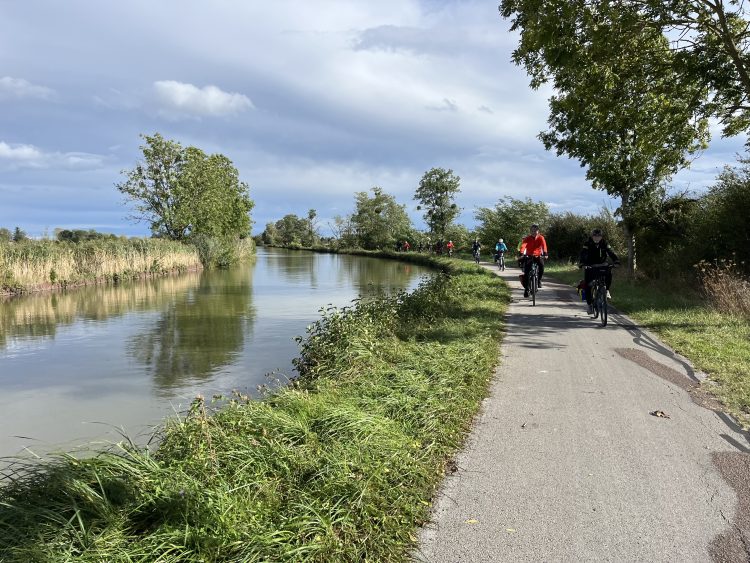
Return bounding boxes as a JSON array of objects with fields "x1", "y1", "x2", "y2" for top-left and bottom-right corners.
[{"x1": 519, "y1": 224, "x2": 549, "y2": 298}]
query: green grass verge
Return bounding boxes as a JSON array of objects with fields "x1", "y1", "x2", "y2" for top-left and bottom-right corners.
[
  {"x1": 0, "y1": 255, "x2": 509, "y2": 562},
  {"x1": 546, "y1": 261, "x2": 750, "y2": 425}
]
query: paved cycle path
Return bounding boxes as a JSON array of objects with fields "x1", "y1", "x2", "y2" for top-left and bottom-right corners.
[{"x1": 417, "y1": 264, "x2": 750, "y2": 562}]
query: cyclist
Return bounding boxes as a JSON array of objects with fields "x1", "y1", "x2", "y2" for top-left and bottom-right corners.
[
  {"x1": 519, "y1": 224, "x2": 548, "y2": 298},
  {"x1": 471, "y1": 238, "x2": 481, "y2": 262},
  {"x1": 446, "y1": 240, "x2": 455, "y2": 256},
  {"x1": 495, "y1": 238, "x2": 508, "y2": 268},
  {"x1": 578, "y1": 228, "x2": 620, "y2": 313}
]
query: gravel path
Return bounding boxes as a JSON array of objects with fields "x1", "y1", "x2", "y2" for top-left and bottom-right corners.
[{"x1": 416, "y1": 264, "x2": 750, "y2": 562}]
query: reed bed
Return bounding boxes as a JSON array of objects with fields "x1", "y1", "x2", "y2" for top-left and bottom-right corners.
[
  {"x1": 0, "y1": 256, "x2": 509, "y2": 562},
  {"x1": 0, "y1": 239, "x2": 201, "y2": 293}
]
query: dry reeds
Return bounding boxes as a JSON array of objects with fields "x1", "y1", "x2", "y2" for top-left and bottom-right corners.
[
  {"x1": 0, "y1": 239, "x2": 201, "y2": 293},
  {"x1": 696, "y1": 259, "x2": 750, "y2": 317}
]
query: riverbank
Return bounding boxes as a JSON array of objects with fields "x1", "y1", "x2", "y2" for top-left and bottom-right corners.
[
  {"x1": 545, "y1": 261, "x2": 750, "y2": 427},
  {"x1": 0, "y1": 238, "x2": 256, "y2": 297},
  {"x1": 0, "y1": 253, "x2": 510, "y2": 561}
]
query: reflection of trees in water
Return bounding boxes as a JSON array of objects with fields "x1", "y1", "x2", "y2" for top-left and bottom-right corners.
[
  {"x1": 262, "y1": 248, "x2": 319, "y2": 288},
  {"x1": 335, "y1": 255, "x2": 424, "y2": 295},
  {"x1": 262, "y1": 248, "x2": 428, "y2": 296},
  {"x1": 127, "y1": 267, "x2": 256, "y2": 393},
  {"x1": 0, "y1": 273, "x2": 202, "y2": 348}
]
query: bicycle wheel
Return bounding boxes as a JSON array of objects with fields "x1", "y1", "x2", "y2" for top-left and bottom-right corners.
[
  {"x1": 531, "y1": 269, "x2": 537, "y2": 306},
  {"x1": 500, "y1": 256, "x2": 505, "y2": 271},
  {"x1": 599, "y1": 289, "x2": 608, "y2": 327},
  {"x1": 591, "y1": 284, "x2": 599, "y2": 319}
]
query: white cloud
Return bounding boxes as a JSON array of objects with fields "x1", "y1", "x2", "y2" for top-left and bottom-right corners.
[
  {"x1": 154, "y1": 80, "x2": 254, "y2": 118},
  {"x1": 0, "y1": 76, "x2": 55, "y2": 100},
  {"x1": 0, "y1": 141, "x2": 105, "y2": 170},
  {"x1": 0, "y1": 141, "x2": 44, "y2": 162}
]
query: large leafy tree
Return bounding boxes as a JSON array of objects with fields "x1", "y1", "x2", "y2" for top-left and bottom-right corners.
[
  {"x1": 500, "y1": 1, "x2": 710, "y2": 269},
  {"x1": 117, "y1": 134, "x2": 253, "y2": 240},
  {"x1": 475, "y1": 197, "x2": 550, "y2": 253},
  {"x1": 351, "y1": 187, "x2": 413, "y2": 250},
  {"x1": 637, "y1": 0, "x2": 750, "y2": 137},
  {"x1": 414, "y1": 168, "x2": 461, "y2": 240}
]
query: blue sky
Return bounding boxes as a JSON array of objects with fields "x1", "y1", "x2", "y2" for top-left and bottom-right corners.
[{"x1": 1, "y1": 0, "x2": 745, "y2": 237}]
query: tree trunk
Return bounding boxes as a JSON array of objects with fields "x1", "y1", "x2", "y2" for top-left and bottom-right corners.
[{"x1": 622, "y1": 222, "x2": 637, "y2": 272}]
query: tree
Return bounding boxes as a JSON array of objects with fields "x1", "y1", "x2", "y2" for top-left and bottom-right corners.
[
  {"x1": 274, "y1": 214, "x2": 309, "y2": 245},
  {"x1": 329, "y1": 215, "x2": 357, "y2": 248},
  {"x1": 116, "y1": 133, "x2": 253, "y2": 240},
  {"x1": 260, "y1": 222, "x2": 279, "y2": 245},
  {"x1": 0, "y1": 228, "x2": 11, "y2": 242},
  {"x1": 414, "y1": 168, "x2": 461, "y2": 240},
  {"x1": 306, "y1": 209, "x2": 319, "y2": 246},
  {"x1": 351, "y1": 187, "x2": 413, "y2": 249},
  {"x1": 475, "y1": 197, "x2": 550, "y2": 253},
  {"x1": 500, "y1": 1, "x2": 710, "y2": 270},
  {"x1": 636, "y1": 0, "x2": 750, "y2": 137},
  {"x1": 12, "y1": 227, "x2": 27, "y2": 242}
]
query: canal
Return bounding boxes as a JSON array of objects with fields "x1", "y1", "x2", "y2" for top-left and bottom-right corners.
[{"x1": 0, "y1": 248, "x2": 431, "y2": 459}]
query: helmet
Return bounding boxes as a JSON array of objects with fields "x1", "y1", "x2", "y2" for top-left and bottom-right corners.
[
  {"x1": 530, "y1": 224, "x2": 539, "y2": 230},
  {"x1": 499, "y1": 238, "x2": 504, "y2": 243},
  {"x1": 591, "y1": 228, "x2": 603, "y2": 236}
]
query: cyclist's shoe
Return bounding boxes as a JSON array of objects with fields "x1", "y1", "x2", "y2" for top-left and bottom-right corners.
[
  {"x1": 606, "y1": 290, "x2": 612, "y2": 300},
  {"x1": 524, "y1": 290, "x2": 529, "y2": 298},
  {"x1": 538, "y1": 281, "x2": 543, "y2": 289},
  {"x1": 587, "y1": 303, "x2": 594, "y2": 314}
]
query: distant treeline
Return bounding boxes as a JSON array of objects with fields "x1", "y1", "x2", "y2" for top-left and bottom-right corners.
[{"x1": 259, "y1": 157, "x2": 749, "y2": 280}]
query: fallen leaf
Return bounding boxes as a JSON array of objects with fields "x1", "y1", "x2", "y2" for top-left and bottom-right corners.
[
  {"x1": 506, "y1": 528, "x2": 517, "y2": 533},
  {"x1": 521, "y1": 422, "x2": 527, "y2": 429},
  {"x1": 465, "y1": 519, "x2": 479, "y2": 524},
  {"x1": 650, "y1": 410, "x2": 671, "y2": 419}
]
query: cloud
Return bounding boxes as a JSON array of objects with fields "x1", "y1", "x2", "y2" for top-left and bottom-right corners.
[
  {"x1": 0, "y1": 76, "x2": 56, "y2": 100},
  {"x1": 426, "y1": 98, "x2": 458, "y2": 112},
  {"x1": 154, "y1": 80, "x2": 254, "y2": 118},
  {"x1": 0, "y1": 141, "x2": 106, "y2": 170}
]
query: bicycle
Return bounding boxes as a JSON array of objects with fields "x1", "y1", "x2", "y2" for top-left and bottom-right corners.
[
  {"x1": 523, "y1": 256, "x2": 541, "y2": 306},
  {"x1": 473, "y1": 248, "x2": 481, "y2": 264},
  {"x1": 585, "y1": 264, "x2": 614, "y2": 326},
  {"x1": 496, "y1": 252, "x2": 505, "y2": 271}
]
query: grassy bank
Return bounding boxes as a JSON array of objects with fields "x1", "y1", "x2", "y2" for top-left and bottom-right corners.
[
  {"x1": 0, "y1": 255, "x2": 510, "y2": 561},
  {"x1": 546, "y1": 261, "x2": 750, "y2": 426}
]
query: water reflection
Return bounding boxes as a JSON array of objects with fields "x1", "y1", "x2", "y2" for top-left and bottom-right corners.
[
  {"x1": 264, "y1": 249, "x2": 425, "y2": 296},
  {"x1": 0, "y1": 272, "x2": 203, "y2": 349},
  {"x1": 128, "y1": 268, "x2": 256, "y2": 393}
]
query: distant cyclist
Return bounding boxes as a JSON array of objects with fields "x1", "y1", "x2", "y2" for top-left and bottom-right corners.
[
  {"x1": 446, "y1": 240, "x2": 455, "y2": 256},
  {"x1": 471, "y1": 239, "x2": 481, "y2": 262},
  {"x1": 495, "y1": 238, "x2": 508, "y2": 269},
  {"x1": 578, "y1": 228, "x2": 620, "y2": 312},
  {"x1": 519, "y1": 224, "x2": 548, "y2": 298}
]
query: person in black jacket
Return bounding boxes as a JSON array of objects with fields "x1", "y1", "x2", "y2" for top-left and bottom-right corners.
[{"x1": 579, "y1": 228, "x2": 620, "y2": 311}]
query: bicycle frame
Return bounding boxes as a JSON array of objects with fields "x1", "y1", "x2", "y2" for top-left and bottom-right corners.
[{"x1": 586, "y1": 264, "x2": 613, "y2": 326}]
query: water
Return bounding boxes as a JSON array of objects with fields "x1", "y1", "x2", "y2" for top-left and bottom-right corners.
[{"x1": 0, "y1": 248, "x2": 431, "y2": 459}]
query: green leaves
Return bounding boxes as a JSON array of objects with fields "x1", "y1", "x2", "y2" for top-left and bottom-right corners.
[
  {"x1": 352, "y1": 187, "x2": 413, "y2": 250},
  {"x1": 414, "y1": 168, "x2": 461, "y2": 239},
  {"x1": 116, "y1": 133, "x2": 254, "y2": 242}
]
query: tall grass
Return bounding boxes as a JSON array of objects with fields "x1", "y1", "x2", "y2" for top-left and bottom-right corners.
[
  {"x1": 0, "y1": 257, "x2": 509, "y2": 561},
  {"x1": 696, "y1": 259, "x2": 750, "y2": 318},
  {"x1": 0, "y1": 239, "x2": 201, "y2": 293}
]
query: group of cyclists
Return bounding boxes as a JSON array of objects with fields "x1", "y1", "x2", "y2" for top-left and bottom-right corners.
[{"x1": 470, "y1": 224, "x2": 621, "y2": 312}]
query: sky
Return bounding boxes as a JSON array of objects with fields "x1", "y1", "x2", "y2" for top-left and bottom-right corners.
[{"x1": 1, "y1": 0, "x2": 746, "y2": 238}]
